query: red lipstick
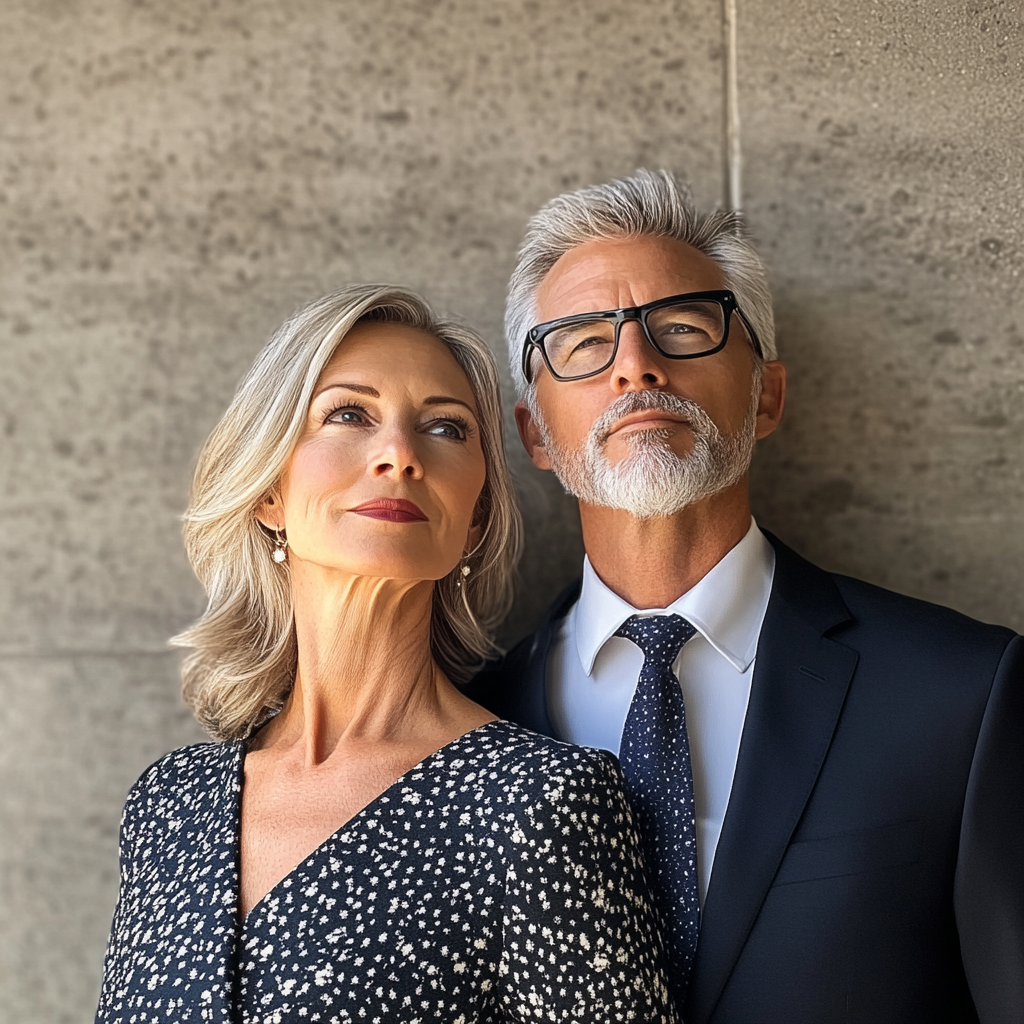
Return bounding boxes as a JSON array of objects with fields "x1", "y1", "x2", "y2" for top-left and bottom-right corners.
[{"x1": 349, "y1": 498, "x2": 428, "y2": 523}]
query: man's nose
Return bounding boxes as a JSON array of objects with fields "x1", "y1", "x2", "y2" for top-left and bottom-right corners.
[
  {"x1": 609, "y1": 320, "x2": 669, "y2": 392},
  {"x1": 371, "y1": 424, "x2": 424, "y2": 479}
]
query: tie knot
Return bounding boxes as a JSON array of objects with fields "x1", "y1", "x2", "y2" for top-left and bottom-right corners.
[{"x1": 614, "y1": 614, "x2": 697, "y2": 667}]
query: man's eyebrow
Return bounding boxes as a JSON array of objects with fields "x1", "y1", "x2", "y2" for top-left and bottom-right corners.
[
  {"x1": 423, "y1": 395, "x2": 476, "y2": 414},
  {"x1": 313, "y1": 383, "x2": 381, "y2": 399}
]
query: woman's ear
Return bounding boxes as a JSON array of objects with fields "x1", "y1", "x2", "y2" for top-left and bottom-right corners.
[{"x1": 255, "y1": 491, "x2": 284, "y2": 532}]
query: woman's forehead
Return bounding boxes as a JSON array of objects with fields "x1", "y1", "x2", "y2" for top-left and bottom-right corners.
[{"x1": 318, "y1": 323, "x2": 476, "y2": 403}]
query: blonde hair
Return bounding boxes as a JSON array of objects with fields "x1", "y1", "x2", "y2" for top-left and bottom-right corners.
[{"x1": 171, "y1": 284, "x2": 522, "y2": 740}]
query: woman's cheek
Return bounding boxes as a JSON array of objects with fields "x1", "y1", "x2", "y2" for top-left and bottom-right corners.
[{"x1": 288, "y1": 439, "x2": 363, "y2": 503}]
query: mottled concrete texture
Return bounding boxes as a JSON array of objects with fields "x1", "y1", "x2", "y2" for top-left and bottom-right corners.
[
  {"x1": 0, "y1": 0, "x2": 1021, "y2": 1019},
  {"x1": 743, "y1": 0, "x2": 1024, "y2": 627},
  {"x1": 0, "y1": 1, "x2": 724, "y2": 1018}
]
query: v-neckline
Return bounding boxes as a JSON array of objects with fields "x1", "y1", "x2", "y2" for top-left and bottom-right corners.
[{"x1": 234, "y1": 718, "x2": 506, "y2": 928}]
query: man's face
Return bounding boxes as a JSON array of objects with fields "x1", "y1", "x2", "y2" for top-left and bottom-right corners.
[{"x1": 516, "y1": 234, "x2": 784, "y2": 516}]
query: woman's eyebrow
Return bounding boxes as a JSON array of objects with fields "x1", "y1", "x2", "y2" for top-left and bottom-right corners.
[
  {"x1": 423, "y1": 396, "x2": 475, "y2": 413},
  {"x1": 313, "y1": 384, "x2": 475, "y2": 415},
  {"x1": 314, "y1": 382, "x2": 381, "y2": 399}
]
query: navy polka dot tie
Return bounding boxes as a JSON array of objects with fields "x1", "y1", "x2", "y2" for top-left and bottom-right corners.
[{"x1": 615, "y1": 613, "x2": 700, "y2": 1000}]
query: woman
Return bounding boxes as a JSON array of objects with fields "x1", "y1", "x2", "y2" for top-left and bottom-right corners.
[{"x1": 95, "y1": 285, "x2": 678, "y2": 1023}]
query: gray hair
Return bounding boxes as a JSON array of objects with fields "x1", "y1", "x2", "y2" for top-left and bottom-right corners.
[
  {"x1": 171, "y1": 284, "x2": 522, "y2": 741},
  {"x1": 505, "y1": 168, "x2": 776, "y2": 396}
]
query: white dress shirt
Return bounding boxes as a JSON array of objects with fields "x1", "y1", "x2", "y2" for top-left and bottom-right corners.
[{"x1": 546, "y1": 519, "x2": 775, "y2": 904}]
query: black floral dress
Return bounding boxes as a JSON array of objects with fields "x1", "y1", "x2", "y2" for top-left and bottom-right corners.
[{"x1": 95, "y1": 720, "x2": 679, "y2": 1023}]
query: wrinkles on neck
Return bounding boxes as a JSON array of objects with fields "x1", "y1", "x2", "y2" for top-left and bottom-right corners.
[{"x1": 258, "y1": 561, "x2": 448, "y2": 766}]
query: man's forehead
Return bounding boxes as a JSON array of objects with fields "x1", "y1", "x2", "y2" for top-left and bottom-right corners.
[{"x1": 535, "y1": 235, "x2": 727, "y2": 321}]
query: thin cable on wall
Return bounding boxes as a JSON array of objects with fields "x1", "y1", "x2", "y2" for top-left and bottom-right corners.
[{"x1": 723, "y1": 0, "x2": 742, "y2": 215}]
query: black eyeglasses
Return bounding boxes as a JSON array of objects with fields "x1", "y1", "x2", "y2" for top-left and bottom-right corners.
[{"x1": 521, "y1": 289, "x2": 763, "y2": 383}]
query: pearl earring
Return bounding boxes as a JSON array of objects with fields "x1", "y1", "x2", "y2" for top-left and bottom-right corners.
[{"x1": 271, "y1": 530, "x2": 288, "y2": 563}]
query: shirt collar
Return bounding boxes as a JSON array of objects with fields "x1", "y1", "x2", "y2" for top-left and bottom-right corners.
[{"x1": 573, "y1": 518, "x2": 775, "y2": 676}]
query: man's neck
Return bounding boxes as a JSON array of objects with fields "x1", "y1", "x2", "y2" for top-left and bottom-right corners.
[{"x1": 578, "y1": 479, "x2": 753, "y2": 608}]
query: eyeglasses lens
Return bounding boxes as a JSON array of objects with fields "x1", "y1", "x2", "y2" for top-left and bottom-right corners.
[
  {"x1": 543, "y1": 320, "x2": 617, "y2": 379},
  {"x1": 541, "y1": 300, "x2": 727, "y2": 379},
  {"x1": 646, "y1": 301, "x2": 726, "y2": 355}
]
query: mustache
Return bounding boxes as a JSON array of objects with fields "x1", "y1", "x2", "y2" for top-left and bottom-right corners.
[{"x1": 591, "y1": 390, "x2": 719, "y2": 447}]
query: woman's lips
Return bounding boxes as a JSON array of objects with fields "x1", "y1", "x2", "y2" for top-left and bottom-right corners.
[{"x1": 349, "y1": 498, "x2": 428, "y2": 523}]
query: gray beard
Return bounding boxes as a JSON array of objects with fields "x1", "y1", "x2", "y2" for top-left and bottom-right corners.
[{"x1": 533, "y1": 385, "x2": 759, "y2": 520}]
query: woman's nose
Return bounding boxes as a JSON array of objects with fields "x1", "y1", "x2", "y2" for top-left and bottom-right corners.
[{"x1": 371, "y1": 425, "x2": 424, "y2": 479}]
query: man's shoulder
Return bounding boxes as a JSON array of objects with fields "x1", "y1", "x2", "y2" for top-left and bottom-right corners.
[
  {"x1": 768, "y1": 533, "x2": 1018, "y2": 668},
  {"x1": 472, "y1": 535, "x2": 1020, "y2": 707},
  {"x1": 827, "y1": 569, "x2": 1017, "y2": 668},
  {"x1": 831, "y1": 570, "x2": 1012, "y2": 639}
]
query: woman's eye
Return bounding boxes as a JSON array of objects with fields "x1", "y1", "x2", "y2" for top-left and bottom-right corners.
[
  {"x1": 427, "y1": 419, "x2": 468, "y2": 440},
  {"x1": 325, "y1": 405, "x2": 369, "y2": 424}
]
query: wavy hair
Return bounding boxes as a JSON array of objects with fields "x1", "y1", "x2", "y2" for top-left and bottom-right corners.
[{"x1": 171, "y1": 285, "x2": 522, "y2": 740}]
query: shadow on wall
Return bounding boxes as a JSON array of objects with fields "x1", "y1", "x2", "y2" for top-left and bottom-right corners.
[{"x1": 750, "y1": 288, "x2": 1024, "y2": 632}]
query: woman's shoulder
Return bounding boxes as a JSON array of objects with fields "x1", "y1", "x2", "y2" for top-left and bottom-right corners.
[
  {"x1": 123, "y1": 740, "x2": 242, "y2": 823},
  {"x1": 473, "y1": 720, "x2": 625, "y2": 799},
  {"x1": 473, "y1": 723, "x2": 638, "y2": 860},
  {"x1": 132, "y1": 739, "x2": 240, "y2": 789}
]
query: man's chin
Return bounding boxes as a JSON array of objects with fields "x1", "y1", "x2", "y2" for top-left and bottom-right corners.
[{"x1": 602, "y1": 432, "x2": 695, "y2": 466}]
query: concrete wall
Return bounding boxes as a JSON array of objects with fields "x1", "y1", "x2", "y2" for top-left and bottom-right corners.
[
  {"x1": 745, "y1": 0, "x2": 1024, "y2": 628},
  {"x1": 0, "y1": 1, "x2": 1020, "y2": 1019}
]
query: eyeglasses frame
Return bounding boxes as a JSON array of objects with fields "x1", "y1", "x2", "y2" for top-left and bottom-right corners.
[{"x1": 521, "y1": 289, "x2": 764, "y2": 384}]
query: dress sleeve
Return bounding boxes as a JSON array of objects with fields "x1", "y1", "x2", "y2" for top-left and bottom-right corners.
[
  {"x1": 93, "y1": 779, "x2": 144, "y2": 1023},
  {"x1": 497, "y1": 748, "x2": 681, "y2": 1023}
]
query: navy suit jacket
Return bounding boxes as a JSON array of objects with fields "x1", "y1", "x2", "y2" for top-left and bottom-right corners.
[{"x1": 467, "y1": 533, "x2": 1024, "y2": 1024}]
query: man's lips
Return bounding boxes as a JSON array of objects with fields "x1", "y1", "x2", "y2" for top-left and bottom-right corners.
[
  {"x1": 607, "y1": 410, "x2": 689, "y2": 436},
  {"x1": 349, "y1": 498, "x2": 428, "y2": 523}
]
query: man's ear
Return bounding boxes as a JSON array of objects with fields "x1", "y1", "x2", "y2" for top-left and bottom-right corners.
[
  {"x1": 254, "y1": 490, "x2": 285, "y2": 532},
  {"x1": 754, "y1": 360, "x2": 786, "y2": 441},
  {"x1": 514, "y1": 401, "x2": 553, "y2": 471}
]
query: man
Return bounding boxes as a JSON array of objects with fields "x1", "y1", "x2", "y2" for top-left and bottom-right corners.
[{"x1": 468, "y1": 170, "x2": 1022, "y2": 1023}]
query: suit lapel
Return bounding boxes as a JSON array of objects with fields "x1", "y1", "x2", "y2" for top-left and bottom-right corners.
[{"x1": 685, "y1": 536, "x2": 859, "y2": 1024}]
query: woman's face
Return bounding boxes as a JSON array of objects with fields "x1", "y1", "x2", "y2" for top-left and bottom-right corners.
[{"x1": 266, "y1": 323, "x2": 487, "y2": 582}]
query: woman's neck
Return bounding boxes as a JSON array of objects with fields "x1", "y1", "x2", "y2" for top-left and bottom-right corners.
[{"x1": 258, "y1": 564, "x2": 465, "y2": 765}]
